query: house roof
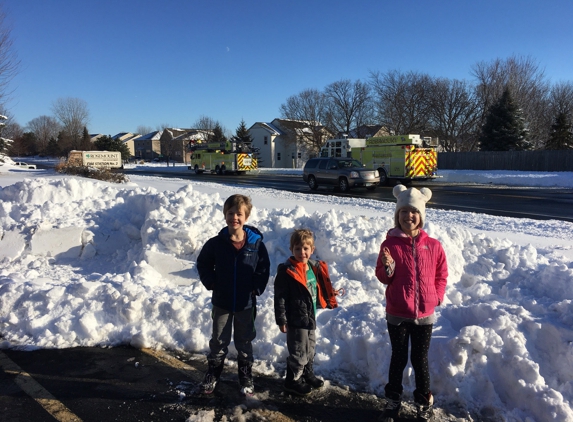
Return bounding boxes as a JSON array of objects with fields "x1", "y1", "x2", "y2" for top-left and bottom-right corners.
[
  {"x1": 248, "y1": 122, "x2": 282, "y2": 135},
  {"x1": 173, "y1": 129, "x2": 212, "y2": 142},
  {"x1": 136, "y1": 130, "x2": 162, "y2": 141}
]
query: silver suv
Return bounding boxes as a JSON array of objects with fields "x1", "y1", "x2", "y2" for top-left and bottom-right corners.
[{"x1": 303, "y1": 157, "x2": 379, "y2": 192}]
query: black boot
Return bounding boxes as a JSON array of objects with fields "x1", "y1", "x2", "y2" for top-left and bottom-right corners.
[
  {"x1": 414, "y1": 390, "x2": 434, "y2": 422},
  {"x1": 199, "y1": 359, "x2": 224, "y2": 394},
  {"x1": 284, "y1": 366, "x2": 311, "y2": 396},
  {"x1": 238, "y1": 360, "x2": 254, "y2": 395},
  {"x1": 303, "y1": 360, "x2": 324, "y2": 389},
  {"x1": 378, "y1": 391, "x2": 402, "y2": 422}
]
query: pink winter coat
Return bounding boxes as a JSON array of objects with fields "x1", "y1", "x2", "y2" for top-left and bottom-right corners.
[{"x1": 375, "y1": 228, "x2": 448, "y2": 319}]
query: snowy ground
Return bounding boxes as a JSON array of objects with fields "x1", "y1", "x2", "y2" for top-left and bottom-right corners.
[{"x1": 0, "y1": 162, "x2": 572, "y2": 421}]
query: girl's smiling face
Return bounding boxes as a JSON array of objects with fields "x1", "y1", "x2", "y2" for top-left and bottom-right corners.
[{"x1": 398, "y1": 206, "x2": 421, "y2": 236}]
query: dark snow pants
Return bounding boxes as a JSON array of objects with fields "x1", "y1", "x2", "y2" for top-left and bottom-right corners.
[
  {"x1": 286, "y1": 327, "x2": 316, "y2": 380},
  {"x1": 208, "y1": 305, "x2": 256, "y2": 366},
  {"x1": 385, "y1": 321, "x2": 433, "y2": 397}
]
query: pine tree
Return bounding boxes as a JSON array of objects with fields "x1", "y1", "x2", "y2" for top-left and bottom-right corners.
[
  {"x1": 80, "y1": 126, "x2": 92, "y2": 150},
  {"x1": 46, "y1": 137, "x2": 60, "y2": 157},
  {"x1": 235, "y1": 119, "x2": 253, "y2": 144},
  {"x1": 545, "y1": 112, "x2": 573, "y2": 150},
  {"x1": 94, "y1": 135, "x2": 131, "y2": 160},
  {"x1": 209, "y1": 123, "x2": 227, "y2": 144},
  {"x1": 479, "y1": 87, "x2": 531, "y2": 151}
]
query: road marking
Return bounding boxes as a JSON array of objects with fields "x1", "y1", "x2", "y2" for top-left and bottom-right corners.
[
  {"x1": 0, "y1": 350, "x2": 82, "y2": 422},
  {"x1": 141, "y1": 348, "x2": 203, "y2": 382}
]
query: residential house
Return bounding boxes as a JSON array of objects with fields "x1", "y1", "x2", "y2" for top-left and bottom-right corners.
[
  {"x1": 248, "y1": 118, "x2": 332, "y2": 168},
  {"x1": 339, "y1": 125, "x2": 390, "y2": 139},
  {"x1": 90, "y1": 134, "x2": 104, "y2": 143},
  {"x1": 160, "y1": 128, "x2": 212, "y2": 163},
  {"x1": 112, "y1": 132, "x2": 140, "y2": 158},
  {"x1": 134, "y1": 130, "x2": 162, "y2": 161}
]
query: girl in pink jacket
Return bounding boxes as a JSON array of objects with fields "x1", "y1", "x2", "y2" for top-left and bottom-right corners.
[{"x1": 375, "y1": 185, "x2": 448, "y2": 422}]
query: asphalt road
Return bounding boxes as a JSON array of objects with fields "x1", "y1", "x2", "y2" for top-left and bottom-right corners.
[
  {"x1": 124, "y1": 169, "x2": 573, "y2": 223},
  {"x1": 0, "y1": 346, "x2": 466, "y2": 422}
]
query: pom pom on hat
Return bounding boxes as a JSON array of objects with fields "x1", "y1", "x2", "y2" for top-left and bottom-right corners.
[{"x1": 393, "y1": 185, "x2": 432, "y2": 228}]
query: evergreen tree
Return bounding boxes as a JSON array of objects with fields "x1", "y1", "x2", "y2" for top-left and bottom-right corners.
[
  {"x1": 80, "y1": 126, "x2": 92, "y2": 150},
  {"x1": 479, "y1": 87, "x2": 531, "y2": 151},
  {"x1": 545, "y1": 112, "x2": 573, "y2": 150},
  {"x1": 94, "y1": 135, "x2": 131, "y2": 160},
  {"x1": 235, "y1": 119, "x2": 252, "y2": 144},
  {"x1": 209, "y1": 123, "x2": 227, "y2": 144},
  {"x1": 46, "y1": 137, "x2": 60, "y2": 157}
]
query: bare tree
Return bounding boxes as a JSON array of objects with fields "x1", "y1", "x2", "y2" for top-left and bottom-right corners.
[
  {"x1": 279, "y1": 88, "x2": 330, "y2": 154},
  {"x1": 428, "y1": 78, "x2": 481, "y2": 151},
  {"x1": 156, "y1": 123, "x2": 171, "y2": 131},
  {"x1": 27, "y1": 115, "x2": 61, "y2": 154},
  {"x1": 471, "y1": 55, "x2": 549, "y2": 148},
  {"x1": 0, "y1": 6, "x2": 19, "y2": 105},
  {"x1": 547, "y1": 82, "x2": 573, "y2": 115},
  {"x1": 323, "y1": 79, "x2": 374, "y2": 136},
  {"x1": 192, "y1": 115, "x2": 216, "y2": 131},
  {"x1": 51, "y1": 97, "x2": 90, "y2": 150},
  {"x1": 191, "y1": 116, "x2": 230, "y2": 140},
  {"x1": 136, "y1": 125, "x2": 154, "y2": 135},
  {"x1": 0, "y1": 105, "x2": 19, "y2": 138},
  {"x1": 369, "y1": 70, "x2": 433, "y2": 135}
]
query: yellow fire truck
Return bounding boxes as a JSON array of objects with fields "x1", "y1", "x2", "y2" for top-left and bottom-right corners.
[
  {"x1": 188, "y1": 140, "x2": 258, "y2": 175},
  {"x1": 320, "y1": 134, "x2": 438, "y2": 185}
]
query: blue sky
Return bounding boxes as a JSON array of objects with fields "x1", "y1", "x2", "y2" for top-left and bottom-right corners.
[{"x1": 5, "y1": 0, "x2": 573, "y2": 137}]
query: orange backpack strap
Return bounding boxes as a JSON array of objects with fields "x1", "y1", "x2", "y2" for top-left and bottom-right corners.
[{"x1": 315, "y1": 260, "x2": 338, "y2": 309}]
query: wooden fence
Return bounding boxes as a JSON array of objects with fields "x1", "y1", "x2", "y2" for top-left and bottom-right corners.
[{"x1": 438, "y1": 150, "x2": 573, "y2": 172}]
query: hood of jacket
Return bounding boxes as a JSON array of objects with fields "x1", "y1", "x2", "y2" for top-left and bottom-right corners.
[
  {"x1": 218, "y1": 224, "x2": 264, "y2": 245},
  {"x1": 386, "y1": 227, "x2": 429, "y2": 242}
]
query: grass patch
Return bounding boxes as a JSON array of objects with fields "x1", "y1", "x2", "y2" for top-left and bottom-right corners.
[{"x1": 55, "y1": 163, "x2": 129, "y2": 183}]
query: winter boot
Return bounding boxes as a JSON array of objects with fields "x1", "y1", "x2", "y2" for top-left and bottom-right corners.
[
  {"x1": 238, "y1": 360, "x2": 254, "y2": 396},
  {"x1": 414, "y1": 390, "x2": 434, "y2": 422},
  {"x1": 378, "y1": 391, "x2": 402, "y2": 422},
  {"x1": 284, "y1": 366, "x2": 312, "y2": 396},
  {"x1": 303, "y1": 360, "x2": 324, "y2": 389},
  {"x1": 199, "y1": 359, "x2": 224, "y2": 394}
]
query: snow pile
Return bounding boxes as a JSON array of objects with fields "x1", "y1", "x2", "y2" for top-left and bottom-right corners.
[{"x1": 0, "y1": 170, "x2": 572, "y2": 420}]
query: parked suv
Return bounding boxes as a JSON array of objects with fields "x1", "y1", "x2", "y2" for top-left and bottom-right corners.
[{"x1": 303, "y1": 157, "x2": 379, "y2": 192}]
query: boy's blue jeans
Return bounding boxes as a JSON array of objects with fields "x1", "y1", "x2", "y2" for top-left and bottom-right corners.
[
  {"x1": 286, "y1": 328, "x2": 316, "y2": 379},
  {"x1": 208, "y1": 305, "x2": 256, "y2": 365}
]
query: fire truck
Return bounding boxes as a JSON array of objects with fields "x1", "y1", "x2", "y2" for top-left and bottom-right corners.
[
  {"x1": 319, "y1": 134, "x2": 438, "y2": 185},
  {"x1": 187, "y1": 140, "x2": 258, "y2": 175}
]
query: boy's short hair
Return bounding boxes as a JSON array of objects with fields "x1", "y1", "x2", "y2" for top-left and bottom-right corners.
[
  {"x1": 290, "y1": 229, "x2": 315, "y2": 250},
  {"x1": 223, "y1": 194, "x2": 253, "y2": 218}
]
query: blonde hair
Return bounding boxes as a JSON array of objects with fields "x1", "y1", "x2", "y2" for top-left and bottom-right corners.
[
  {"x1": 289, "y1": 228, "x2": 315, "y2": 251},
  {"x1": 223, "y1": 194, "x2": 253, "y2": 218}
]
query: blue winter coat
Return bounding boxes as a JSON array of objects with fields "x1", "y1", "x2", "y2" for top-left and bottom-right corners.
[{"x1": 197, "y1": 225, "x2": 270, "y2": 312}]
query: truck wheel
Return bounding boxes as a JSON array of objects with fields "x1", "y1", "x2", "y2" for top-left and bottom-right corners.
[
  {"x1": 219, "y1": 165, "x2": 226, "y2": 175},
  {"x1": 308, "y1": 176, "x2": 318, "y2": 190},
  {"x1": 194, "y1": 165, "x2": 201, "y2": 175},
  {"x1": 378, "y1": 168, "x2": 388, "y2": 186},
  {"x1": 338, "y1": 177, "x2": 350, "y2": 192}
]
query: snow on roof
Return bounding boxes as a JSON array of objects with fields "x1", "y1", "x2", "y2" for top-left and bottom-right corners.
[{"x1": 250, "y1": 122, "x2": 282, "y2": 135}]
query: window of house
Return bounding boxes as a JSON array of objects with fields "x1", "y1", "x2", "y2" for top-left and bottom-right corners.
[
  {"x1": 277, "y1": 152, "x2": 281, "y2": 160},
  {"x1": 298, "y1": 152, "x2": 302, "y2": 159},
  {"x1": 264, "y1": 136, "x2": 268, "y2": 145}
]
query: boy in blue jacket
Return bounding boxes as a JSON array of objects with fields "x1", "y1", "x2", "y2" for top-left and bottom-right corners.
[{"x1": 197, "y1": 194, "x2": 270, "y2": 395}]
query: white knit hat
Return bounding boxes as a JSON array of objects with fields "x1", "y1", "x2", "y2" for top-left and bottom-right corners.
[{"x1": 393, "y1": 185, "x2": 433, "y2": 228}]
